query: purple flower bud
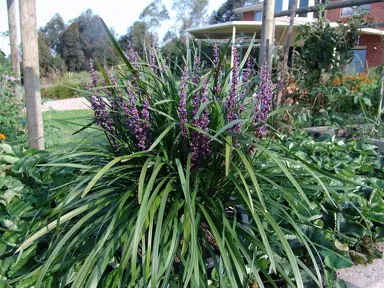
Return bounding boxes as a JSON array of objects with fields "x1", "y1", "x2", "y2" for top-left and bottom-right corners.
[
  {"x1": 253, "y1": 62, "x2": 274, "y2": 138},
  {"x1": 213, "y1": 43, "x2": 222, "y2": 97},
  {"x1": 178, "y1": 66, "x2": 189, "y2": 138},
  {"x1": 149, "y1": 48, "x2": 157, "y2": 74},
  {"x1": 192, "y1": 57, "x2": 201, "y2": 117},
  {"x1": 89, "y1": 59, "x2": 98, "y2": 87}
]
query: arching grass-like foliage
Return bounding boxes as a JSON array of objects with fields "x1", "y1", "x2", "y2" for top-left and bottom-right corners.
[{"x1": 6, "y1": 19, "x2": 366, "y2": 288}]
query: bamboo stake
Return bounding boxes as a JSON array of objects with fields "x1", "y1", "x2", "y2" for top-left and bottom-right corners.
[{"x1": 276, "y1": 0, "x2": 298, "y2": 107}]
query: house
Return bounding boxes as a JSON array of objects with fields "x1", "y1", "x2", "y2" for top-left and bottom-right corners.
[
  {"x1": 186, "y1": 0, "x2": 384, "y2": 72},
  {"x1": 325, "y1": 1, "x2": 384, "y2": 71}
]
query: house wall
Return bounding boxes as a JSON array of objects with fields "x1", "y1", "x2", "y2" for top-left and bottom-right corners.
[
  {"x1": 325, "y1": 1, "x2": 384, "y2": 69},
  {"x1": 359, "y1": 35, "x2": 384, "y2": 69},
  {"x1": 243, "y1": 11, "x2": 255, "y2": 21},
  {"x1": 326, "y1": 1, "x2": 384, "y2": 29}
]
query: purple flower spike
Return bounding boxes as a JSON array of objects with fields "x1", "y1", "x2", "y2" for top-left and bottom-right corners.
[
  {"x1": 191, "y1": 78, "x2": 211, "y2": 167},
  {"x1": 126, "y1": 85, "x2": 147, "y2": 150},
  {"x1": 87, "y1": 80, "x2": 118, "y2": 149},
  {"x1": 213, "y1": 43, "x2": 220, "y2": 68},
  {"x1": 178, "y1": 66, "x2": 189, "y2": 138},
  {"x1": 149, "y1": 48, "x2": 157, "y2": 74},
  {"x1": 128, "y1": 42, "x2": 138, "y2": 69},
  {"x1": 213, "y1": 43, "x2": 222, "y2": 97},
  {"x1": 89, "y1": 59, "x2": 98, "y2": 87},
  {"x1": 253, "y1": 62, "x2": 274, "y2": 138},
  {"x1": 192, "y1": 57, "x2": 201, "y2": 118}
]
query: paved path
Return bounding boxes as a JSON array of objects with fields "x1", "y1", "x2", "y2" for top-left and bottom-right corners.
[
  {"x1": 42, "y1": 97, "x2": 91, "y2": 112},
  {"x1": 337, "y1": 243, "x2": 384, "y2": 288},
  {"x1": 337, "y1": 258, "x2": 384, "y2": 288}
]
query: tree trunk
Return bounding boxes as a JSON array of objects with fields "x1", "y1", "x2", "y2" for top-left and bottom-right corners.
[
  {"x1": 7, "y1": 0, "x2": 20, "y2": 81},
  {"x1": 19, "y1": 0, "x2": 44, "y2": 150}
]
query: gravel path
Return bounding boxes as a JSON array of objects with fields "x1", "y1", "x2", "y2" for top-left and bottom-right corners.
[{"x1": 42, "y1": 97, "x2": 91, "y2": 112}]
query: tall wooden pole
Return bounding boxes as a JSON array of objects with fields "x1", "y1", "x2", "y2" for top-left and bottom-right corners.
[
  {"x1": 19, "y1": 0, "x2": 44, "y2": 150},
  {"x1": 259, "y1": 0, "x2": 275, "y2": 70},
  {"x1": 276, "y1": 0, "x2": 298, "y2": 107},
  {"x1": 7, "y1": 0, "x2": 20, "y2": 81}
]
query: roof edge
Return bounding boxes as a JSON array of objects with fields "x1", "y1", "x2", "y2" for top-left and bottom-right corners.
[{"x1": 233, "y1": 4, "x2": 263, "y2": 13}]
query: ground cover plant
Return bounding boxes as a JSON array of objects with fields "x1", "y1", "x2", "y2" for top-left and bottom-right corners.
[
  {"x1": 279, "y1": 131, "x2": 384, "y2": 254},
  {"x1": 0, "y1": 20, "x2": 382, "y2": 288}
]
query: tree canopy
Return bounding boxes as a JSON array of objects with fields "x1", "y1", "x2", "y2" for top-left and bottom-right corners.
[{"x1": 210, "y1": 0, "x2": 256, "y2": 24}]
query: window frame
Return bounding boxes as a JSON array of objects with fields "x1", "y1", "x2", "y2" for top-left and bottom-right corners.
[
  {"x1": 254, "y1": 10, "x2": 263, "y2": 21},
  {"x1": 349, "y1": 47, "x2": 368, "y2": 73},
  {"x1": 340, "y1": 4, "x2": 371, "y2": 17}
]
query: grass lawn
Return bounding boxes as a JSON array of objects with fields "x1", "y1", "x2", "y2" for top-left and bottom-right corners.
[{"x1": 43, "y1": 109, "x2": 101, "y2": 151}]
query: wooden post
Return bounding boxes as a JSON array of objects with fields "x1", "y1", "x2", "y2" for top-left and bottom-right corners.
[
  {"x1": 19, "y1": 0, "x2": 44, "y2": 150},
  {"x1": 276, "y1": 0, "x2": 297, "y2": 107},
  {"x1": 259, "y1": 0, "x2": 275, "y2": 70},
  {"x1": 378, "y1": 71, "x2": 384, "y2": 120},
  {"x1": 7, "y1": 0, "x2": 20, "y2": 81},
  {"x1": 230, "y1": 25, "x2": 236, "y2": 68}
]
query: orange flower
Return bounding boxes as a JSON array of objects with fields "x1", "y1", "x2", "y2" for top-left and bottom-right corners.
[{"x1": 0, "y1": 133, "x2": 5, "y2": 141}]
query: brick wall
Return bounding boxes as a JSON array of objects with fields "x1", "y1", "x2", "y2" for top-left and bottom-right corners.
[
  {"x1": 326, "y1": 1, "x2": 384, "y2": 68},
  {"x1": 359, "y1": 35, "x2": 384, "y2": 69},
  {"x1": 326, "y1": 1, "x2": 384, "y2": 30},
  {"x1": 243, "y1": 11, "x2": 254, "y2": 21}
]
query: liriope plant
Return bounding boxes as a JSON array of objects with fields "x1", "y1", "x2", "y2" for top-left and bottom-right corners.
[{"x1": 10, "y1": 19, "x2": 361, "y2": 288}]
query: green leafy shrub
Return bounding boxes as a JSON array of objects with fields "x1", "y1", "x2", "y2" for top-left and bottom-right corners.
[
  {"x1": 41, "y1": 80, "x2": 87, "y2": 99},
  {"x1": 294, "y1": 11, "x2": 371, "y2": 87},
  {"x1": 0, "y1": 63, "x2": 25, "y2": 143},
  {"x1": 40, "y1": 71, "x2": 97, "y2": 100}
]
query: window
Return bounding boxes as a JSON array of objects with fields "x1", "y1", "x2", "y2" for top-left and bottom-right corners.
[
  {"x1": 299, "y1": 0, "x2": 308, "y2": 17},
  {"x1": 349, "y1": 49, "x2": 367, "y2": 73},
  {"x1": 255, "y1": 11, "x2": 262, "y2": 21},
  {"x1": 288, "y1": 0, "x2": 309, "y2": 18},
  {"x1": 275, "y1": 0, "x2": 283, "y2": 13},
  {"x1": 341, "y1": 4, "x2": 370, "y2": 16}
]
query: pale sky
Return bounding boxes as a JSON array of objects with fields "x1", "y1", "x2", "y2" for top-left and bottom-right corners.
[{"x1": 0, "y1": 0, "x2": 226, "y2": 55}]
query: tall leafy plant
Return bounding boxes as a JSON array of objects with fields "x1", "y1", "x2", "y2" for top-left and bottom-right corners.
[{"x1": 6, "y1": 19, "x2": 367, "y2": 288}]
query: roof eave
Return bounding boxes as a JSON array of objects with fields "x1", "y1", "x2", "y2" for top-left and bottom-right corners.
[{"x1": 233, "y1": 4, "x2": 263, "y2": 13}]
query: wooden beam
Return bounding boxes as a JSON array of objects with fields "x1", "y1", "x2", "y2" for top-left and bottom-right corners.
[
  {"x1": 364, "y1": 22, "x2": 384, "y2": 28},
  {"x1": 274, "y1": 0, "x2": 383, "y2": 18},
  {"x1": 7, "y1": 0, "x2": 20, "y2": 81},
  {"x1": 19, "y1": 0, "x2": 44, "y2": 150},
  {"x1": 259, "y1": 0, "x2": 275, "y2": 70}
]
